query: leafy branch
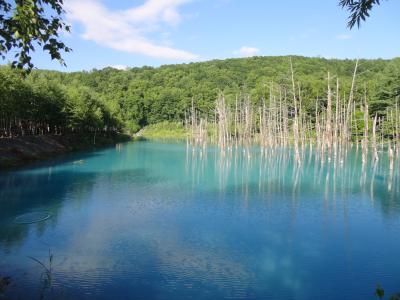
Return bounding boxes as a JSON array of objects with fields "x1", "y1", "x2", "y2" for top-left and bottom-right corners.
[
  {"x1": 339, "y1": 0, "x2": 384, "y2": 29},
  {"x1": 0, "y1": 0, "x2": 71, "y2": 72}
]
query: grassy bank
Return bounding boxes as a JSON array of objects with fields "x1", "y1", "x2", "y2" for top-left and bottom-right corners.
[
  {"x1": 138, "y1": 122, "x2": 188, "y2": 140},
  {"x1": 0, "y1": 133, "x2": 131, "y2": 169}
]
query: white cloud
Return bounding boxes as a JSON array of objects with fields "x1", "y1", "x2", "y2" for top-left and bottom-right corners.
[
  {"x1": 233, "y1": 46, "x2": 260, "y2": 57},
  {"x1": 336, "y1": 34, "x2": 352, "y2": 40},
  {"x1": 110, "y1": 65, "x2": 129, "y2": 70},
  {"x1": 65, "y1": 0, "x2": 198, "y2": 60}
]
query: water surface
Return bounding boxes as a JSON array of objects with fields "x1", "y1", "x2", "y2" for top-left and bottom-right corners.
[{"x1": 1, "y1": 141, "x2": 399, "y2": 299}]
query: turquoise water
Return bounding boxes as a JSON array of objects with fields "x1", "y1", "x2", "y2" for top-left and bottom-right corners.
[{"x1": 0, "y1": 141, "x2": 399, "y2": 299}]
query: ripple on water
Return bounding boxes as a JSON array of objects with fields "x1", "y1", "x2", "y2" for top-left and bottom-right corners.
[{"x1": 14, "y1": 211, "x2": 51, "y2": 224}]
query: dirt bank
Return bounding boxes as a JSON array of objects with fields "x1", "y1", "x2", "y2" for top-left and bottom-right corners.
[{"x1": 0, "y1": 133, "x2": 131, "y2": 169}]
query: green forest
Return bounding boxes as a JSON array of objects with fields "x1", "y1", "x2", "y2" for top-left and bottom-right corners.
[{"x1": 1, "y1": 55, "x2": 399, "y2": 138}]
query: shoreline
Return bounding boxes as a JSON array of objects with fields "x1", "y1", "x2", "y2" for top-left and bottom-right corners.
[{"x1": 0, "y1": 133, "x2": 131, "y2": 170}]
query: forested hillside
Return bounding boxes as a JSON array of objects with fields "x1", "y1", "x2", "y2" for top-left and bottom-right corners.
[{"x1": 1, "y1": 56, "x2": 399, "y2": 137}]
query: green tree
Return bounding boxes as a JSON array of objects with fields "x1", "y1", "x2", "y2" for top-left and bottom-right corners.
[{"x1": 0, "y1": 0, "x2": 71, "y2": 71}]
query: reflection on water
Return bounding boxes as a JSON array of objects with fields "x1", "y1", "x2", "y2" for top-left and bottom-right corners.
[
  {"x1": 186, "y1": 143, "x2": 400, "y2": 205},
  {"x1": 0, "y1": 141, "x2": 399, "y2": 300}
]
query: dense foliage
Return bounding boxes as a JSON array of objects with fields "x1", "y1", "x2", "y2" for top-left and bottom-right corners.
[
  {"x1": 0, "y1": 56, "x2": 399, "y2": 138},
  {"x1": 0, "y1": 0, "x2": 70, "y2": 72},
  {"x1": 0, "y1": 66, "x2": 122, "y2": 137}
]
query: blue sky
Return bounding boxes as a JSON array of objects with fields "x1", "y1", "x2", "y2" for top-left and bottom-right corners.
[{"x1": 3, "y1": 0, "x2": 400, "y2": 71}]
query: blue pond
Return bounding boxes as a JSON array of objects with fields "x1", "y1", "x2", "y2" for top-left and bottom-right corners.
[{"x1": 0, "y1": 141, "x2": 399, "y2": 299}]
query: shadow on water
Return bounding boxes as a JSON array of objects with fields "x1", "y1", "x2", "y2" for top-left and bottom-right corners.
[
  {"x1": 0, "y1": 165, "x2": 162, "y2": 251},
  {"x1": 0, "y1": 141, "x2": 189, "y2": 251},
  {"x1": 0, "y1": 145, "x2": 107, "y2": 174},
  {"x1": 0, "y1": 169, "x2": 95, "y2": 250}
]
